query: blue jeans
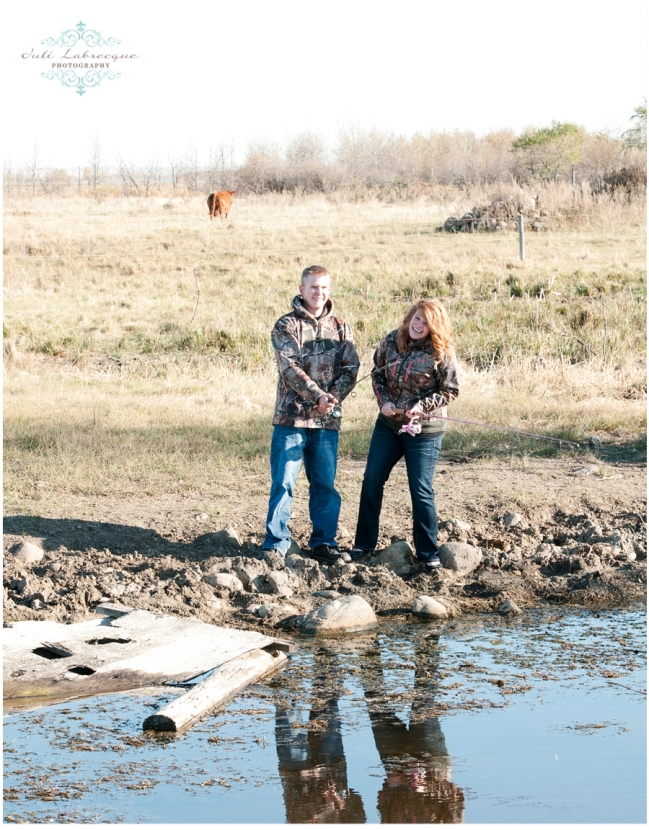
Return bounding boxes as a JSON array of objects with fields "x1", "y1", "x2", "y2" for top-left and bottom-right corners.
[
  {"x1": 264, "y1": 425, "x2": 341, "y2": 554},
  {"x1": 355, "y1": 419, "x2": 443, "y2": 563}
]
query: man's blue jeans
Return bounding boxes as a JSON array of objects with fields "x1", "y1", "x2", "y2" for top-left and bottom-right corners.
[
  {"x1": 354, "y1": 418, "x2": 443, "y2": 563},
  {"x1": 263, "y1": 425, "x2": 341, "y2": 554}
]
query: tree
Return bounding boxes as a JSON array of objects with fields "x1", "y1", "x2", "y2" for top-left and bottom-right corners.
[
  {"x1": 88, "y1": 136, "x2": 104, "y2": 198},
  {"x1": 26, "y1": 145, "x2": 41, "y2": 197},
  {"x1": 623, "y1": 99, "x2": 647, "y2": 149},
  {"x1": 512, "y1": 121, "x2": 586, "y2": 183}
]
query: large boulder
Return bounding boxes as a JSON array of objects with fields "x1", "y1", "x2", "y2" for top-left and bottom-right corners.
[
  {"x1": 301, "y1": 595, "x2": 377, "y2": 637},
  {"x1": 412, "y1": 596, "x2": 449, "y2": 619},
  {"x1": 438, "y1": 542, "x2": 482, "y2": 575},
  {"x1": 373, "y1": 540, "x2": 416, "y2": 576}
]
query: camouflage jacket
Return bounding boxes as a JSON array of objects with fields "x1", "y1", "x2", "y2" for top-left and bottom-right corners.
[
  {"x1": 271, "y1": 296, "x2": 360, "y2": 430},
  {"x1": 371, "y1": 330, "x2": 460, "y2": 434}
]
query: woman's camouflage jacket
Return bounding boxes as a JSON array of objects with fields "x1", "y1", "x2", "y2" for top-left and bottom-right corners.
[{"x1": 371, "y1": 329, "x2": 460, "y2": 433}]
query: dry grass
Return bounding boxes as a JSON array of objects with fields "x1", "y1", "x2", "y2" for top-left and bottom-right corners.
[{"x1": 3, "y1": 193, "x2": 646, "y2": 503}]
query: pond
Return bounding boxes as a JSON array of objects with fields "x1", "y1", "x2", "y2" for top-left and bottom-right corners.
[{"x1": 3, "y1": 606, "x2": 646, "y2": 824}]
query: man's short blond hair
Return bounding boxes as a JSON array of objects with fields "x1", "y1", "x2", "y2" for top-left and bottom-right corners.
[{"x1": 301, "y1": 265, "x2": 329, "y2": 286}]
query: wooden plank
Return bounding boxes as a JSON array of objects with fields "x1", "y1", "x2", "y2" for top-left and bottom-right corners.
[
  {"x1": 4, "y1": 610, "x2": 296, "y2": 701},
  {"x1": 40, "y1": 642, "x2": 75, "y2": 657},
  {"x1": 95, "y1": 602, "x2": 136, "y2": 617},
  {"x1": 266, "y1": 638, "x2": 296, "y2": 653},
  {"x1": 143, "y1": 647, "x2": 287, "y2": 732}
]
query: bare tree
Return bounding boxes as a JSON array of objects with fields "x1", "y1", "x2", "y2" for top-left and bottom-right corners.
[
  {"x1": 117, "y1": 153, "x2": 140, "y2": 196},
  {"x1": 183, "y1": 145, "x2": 200, "y2": 194},
  {"x1": 88, "y1": 135, "x2": 104, "y2": 198},
  {"x1": 141, "y1": 157, "x2": 160, "y2": 197},
  {"x1": 168, "y1": 154, "x2": 183, "y2": 194},
  {"x1": 25, "y1": 145, "x2": 41, "y2": 197}
]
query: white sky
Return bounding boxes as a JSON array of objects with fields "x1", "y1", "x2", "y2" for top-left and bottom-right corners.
[{"x1": 3, "y1": 0, "x2": 647, "y2": 169}]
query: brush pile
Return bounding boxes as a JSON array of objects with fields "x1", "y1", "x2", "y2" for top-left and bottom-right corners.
[{"x1": 441, "y1": 195, "x2": 549, "y2": 232}]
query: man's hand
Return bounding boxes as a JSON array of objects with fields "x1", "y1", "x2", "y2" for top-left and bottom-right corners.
[
  {"x1": 380, "y1": 402, "x2": 397, "y2": 417},
  {"x1": 315, "y1": 393, "x2": 338, "y2": 415}
]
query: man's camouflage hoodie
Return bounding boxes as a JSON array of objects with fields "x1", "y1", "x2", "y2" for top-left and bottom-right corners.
[
  {"x1": 271, "y1": 296, "x2": 360, "y2": 430},
  {"x1": 372, "y1": 329, "x2": 460, "y2": 433}
]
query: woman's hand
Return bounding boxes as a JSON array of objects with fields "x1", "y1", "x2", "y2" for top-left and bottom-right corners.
[
  {"x1": 380, "y1": 402, "x2": 397, "y2": 417},
  {"x1": 406, "y1": 402, "x2": 423, "y2": 417}
]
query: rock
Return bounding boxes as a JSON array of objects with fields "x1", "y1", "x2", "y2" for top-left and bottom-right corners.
[
  {"x1": 588, "y1": 437, "x2": 602, "y2": 448},
  {"x1": 213, "y1": 525, "x2": 241, "y2": 548},
  {"x1": 204, "y1": 573, "x2": 244, "y2": 592},
  {"x1": 209, "y1": 598, "x2": 222, "y2": 611},
  {"x1": 285, "y1": 553, "x2": 306, "y2": 572},
  {"x1": 498, "y1": 598, "x2": 522, "y2": 616},
  {"x1": 573, "y1": 465, "x2": 600, "y2": 476},
  {"x1": 286, "y1": 540, "x2": 302, "y2": 556},
  {"x1": 604, "y1": 531, "x2": 624, "y2": 549},
  {"x1": 337, "y1": 525, "x2": 352, "y2": 540},
  {"x1": 251, "y1": 574, "x2": 270, "y2": 593},
  {"x1": 504, "y1": 512, "x2": 522, "y2": 528},
  {"x1": 373, "y1": 541, "x2": 416, "y2": 575},
  {"x1": 30, "y1": 598, "x2": 44, "y2": 610},
  {"x1": 266, "y1": 571, "x2": 294, "y2": 599},
  {"x1": 234, "y1": 562, "x2": 268, "y2": 590},
  {"x1": 412, "y1": 596, "x2": 449, "y2": 619},
  {"x1": 301, "y1": 595, "x2": 378, "y2": 637},
  {"x1": 14, "y1": 541, "x2": 45, "y2": 565},
  {"x1": 438, "y1": 543, "x2": 482, "y2": 575},
  {"x1": 312, "y1": 590, "x2": 341, "y2": 599},
  {"x1": 581, "y1": 520, "x2": 604, "y2": 541},
  {"x1": 339, "y1": 551, "x2": 352, "y2": 563},
  {"x1": 262, "y1": 550, "x2": 286, "y2": 571},
  {"x1": 255, "y1": 603, "x2": 299, "y2": 620},
  {"x1": 446, "y1": 518, "x2": 471, "y2": 533}
]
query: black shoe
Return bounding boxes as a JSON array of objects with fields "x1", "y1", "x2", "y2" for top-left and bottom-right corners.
[
  {"x1": 419, "y1": 556, "x2": 443, "y2": 571},
  {"x1": 349, "y1": 547, "x2": 374, "y2": 561},
  {"x1": 309, "y1": 544, "x2": 341, "y2": 564}
]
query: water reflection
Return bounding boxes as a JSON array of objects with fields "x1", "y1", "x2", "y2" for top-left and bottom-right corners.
[
  {"x1": 275, "y1": 646, "x2": 366, "y2": 822},
  {"x1": 360, "y1": 634, "x2": 465, "y2": 823},
  {"x1": 275, "y1": 637, "x2": 464, "y2": 824}
]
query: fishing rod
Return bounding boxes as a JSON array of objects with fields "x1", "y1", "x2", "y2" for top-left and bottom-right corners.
[{"x1": 290, "y1": 351, "x2": 582, "y2": 447}]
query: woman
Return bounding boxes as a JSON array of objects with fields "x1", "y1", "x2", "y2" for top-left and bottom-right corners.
[{"x1": 351, "y1": 299, "x2": 460, "y2": 569}]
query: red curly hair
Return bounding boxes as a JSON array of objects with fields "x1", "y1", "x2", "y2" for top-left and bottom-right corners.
[{"x1": 396, "y1": 298, "x2": 455, "y2": 357}]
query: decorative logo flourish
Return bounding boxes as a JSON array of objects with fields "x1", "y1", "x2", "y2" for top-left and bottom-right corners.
[
  {"x1": 41, "y1": 20, "x2": 121, "y2": 49},
  {"x1": 41, "y1": 69, "x2": 122, "y2": 96}
]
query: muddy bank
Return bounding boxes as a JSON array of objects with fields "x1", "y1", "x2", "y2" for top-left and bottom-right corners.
[{"x1": 4, "y1": 500, "x2": 646, "y2": 633}]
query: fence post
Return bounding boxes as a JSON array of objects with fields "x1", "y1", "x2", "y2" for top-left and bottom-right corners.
[{"x1": 518, "y1": 213, "x2": 525, "y2": 261}]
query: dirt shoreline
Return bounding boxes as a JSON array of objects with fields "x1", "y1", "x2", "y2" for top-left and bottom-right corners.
[{"x1": 4, "y1": 457, "x2": 646, "y2": 633}]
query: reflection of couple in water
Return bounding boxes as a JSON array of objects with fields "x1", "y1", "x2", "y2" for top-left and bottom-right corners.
[{"x1": 274, "y1": 638, "x2": 465, "y2": 823}]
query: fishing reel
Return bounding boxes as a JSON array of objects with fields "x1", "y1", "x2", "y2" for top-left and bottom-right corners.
[{"x1": 287, "y1": 399, "x2": 343, "y2": 421}]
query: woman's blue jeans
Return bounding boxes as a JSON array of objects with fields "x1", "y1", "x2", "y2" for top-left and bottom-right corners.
[
  {"x1": 355, "y1": 419, "x2": 443, "y2": 563},
  {"x1": 264, "y1": 425, "x2": 341, "y2": 554}
]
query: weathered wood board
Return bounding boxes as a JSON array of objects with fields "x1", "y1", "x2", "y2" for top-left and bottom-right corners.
[
  {"x1": 143, "y1": 647, "x2": 287, "y2": 732},
  {"x1": 3, "y1": 606, "x2": 293, "y2": 702}
]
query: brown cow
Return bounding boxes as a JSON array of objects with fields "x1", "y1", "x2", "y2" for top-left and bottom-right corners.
[{"x1": 207, "y1": 190, "x2": 236, "y2": 221}]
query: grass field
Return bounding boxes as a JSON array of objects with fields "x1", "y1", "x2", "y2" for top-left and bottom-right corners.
[{"x1": 3, "y1": 192, "x2": 646, "y2": 506}]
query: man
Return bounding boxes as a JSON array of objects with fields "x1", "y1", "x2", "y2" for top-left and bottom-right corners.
[{"x1": 263, "y1": 265, "x2": 359, "y2": 564}]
